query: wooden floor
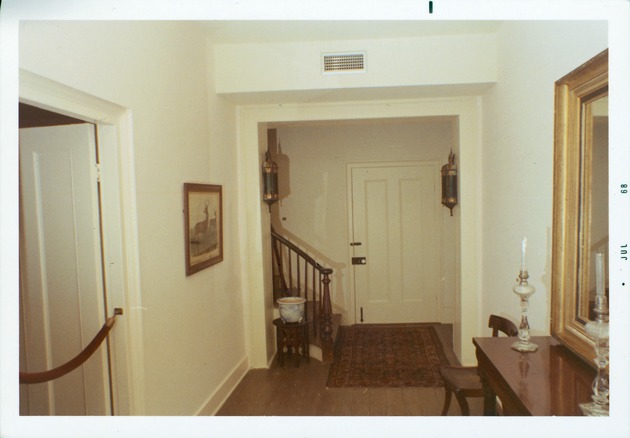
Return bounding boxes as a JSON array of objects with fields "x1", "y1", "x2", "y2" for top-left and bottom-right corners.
[{"x1": 216, "y1": 324, "x2": 483, "y2": 416}]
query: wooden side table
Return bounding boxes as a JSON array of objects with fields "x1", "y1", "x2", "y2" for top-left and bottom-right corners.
[
  {"x1": 473, "y1": 336, "x2": 595, "y2": 415},
  {"x1": 273, "y1": 318, "x2": 309, "y2": 367}
]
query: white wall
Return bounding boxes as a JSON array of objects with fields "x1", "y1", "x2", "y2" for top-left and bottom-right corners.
[
  {"x1": 480, "y1": 21, "x2": 608, "y2": 334},
  {"x1": 215, "y1": 33, "x2": 497, "y2": 95},
  {"x1": 19, "y1": 21, "x2": 246, "y2": 415},
  {"x1": 273, "y1": 118, "x2": 458, "y2": 324}
]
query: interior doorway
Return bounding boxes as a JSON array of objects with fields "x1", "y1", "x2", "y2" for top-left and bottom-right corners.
[
  {"x1": 16, "y1": 69, "x2": 146, "y2": 413},
  {"x1": 240, "y1": 98, "x2": 479, "y2": 368}
]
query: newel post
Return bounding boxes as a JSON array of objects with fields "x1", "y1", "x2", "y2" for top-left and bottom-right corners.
[{"x1": 320, "y1": 268, "x2": 334, "y2": 361}]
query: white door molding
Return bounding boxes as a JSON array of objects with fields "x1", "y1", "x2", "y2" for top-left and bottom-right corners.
[{"x1": 19, "y1": 69, "x2": 146, "y2": 414}]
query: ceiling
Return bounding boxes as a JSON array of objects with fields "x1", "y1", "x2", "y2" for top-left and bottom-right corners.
[{"x1": 199, "y1": 20, "x2": 502, "y2": 44}]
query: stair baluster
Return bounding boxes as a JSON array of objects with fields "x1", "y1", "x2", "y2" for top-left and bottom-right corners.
[{"x1": 271, "y1": 228, "x2": 335, "y2": 362}]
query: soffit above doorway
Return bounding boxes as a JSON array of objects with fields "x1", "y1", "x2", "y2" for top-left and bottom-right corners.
[{"x1": 218, "y1": 82, "x2": 494, "y2": 105}]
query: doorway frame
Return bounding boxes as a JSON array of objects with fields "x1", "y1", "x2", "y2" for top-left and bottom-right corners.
[
  {"x1": 238, "y1": 96, "x2": 482, "y2": 366},
  {"x1": 18, "y1": 69, "x2": 146, "y2": 415}
]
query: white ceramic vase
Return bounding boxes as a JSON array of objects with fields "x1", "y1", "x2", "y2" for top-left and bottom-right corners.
[{"x1": 277, "y1": 297, "x2": 306, "y2": 323}]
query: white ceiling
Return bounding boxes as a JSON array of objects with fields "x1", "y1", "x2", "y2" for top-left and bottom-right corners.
[{"x1": 199, "y1": 20, "x2": 502, "y2": 44}]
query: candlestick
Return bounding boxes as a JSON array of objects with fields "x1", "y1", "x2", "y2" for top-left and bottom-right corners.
[
  {"x1": 580, "y1": 254, "x2": 609, "y2": 416},
  {"x1": 511, "y1": 264, "x2": 538, "y2": 353},
  {"x1": 595, "y1": 253, "x2": 604, "y2": 296}
]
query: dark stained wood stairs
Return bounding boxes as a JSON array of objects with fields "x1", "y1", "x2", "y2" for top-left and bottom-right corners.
[
  {"x1": 271, "y1": 228, "x2": 338, "y2": 362},
  {"x1": 304, "y1": 301, "x2": 341, "y2": 362}
]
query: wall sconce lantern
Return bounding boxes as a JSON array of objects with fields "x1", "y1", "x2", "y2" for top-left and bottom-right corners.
[
  {"x1": 262, "y1": 149, "x2": 279, "y2": 211},
  {"x1": 441, "y1": 150, "x2": 458, "y2": 216}
]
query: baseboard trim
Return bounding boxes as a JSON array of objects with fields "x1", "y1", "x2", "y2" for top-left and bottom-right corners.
[{"x1": 195, "y1": 356, "x2": 249, "y2": 416}]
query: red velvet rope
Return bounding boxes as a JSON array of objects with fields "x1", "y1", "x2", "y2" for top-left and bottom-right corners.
[{"x1": 20, "y1": 314, "x2": 118, "y2": 385}]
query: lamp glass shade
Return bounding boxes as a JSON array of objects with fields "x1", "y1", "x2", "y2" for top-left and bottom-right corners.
[
  {"x1": 441, "y1": 152, "x2": 457, "y2": 215},
  {"x1": 263, "y1": 171, "x2": 279, "y2": 202},
  {"x1": 262, "y1": 151, "x2": 279, "y2": 206},
  {"x1": 441, "y1": 173, "x2": 457, "y2": 203}
]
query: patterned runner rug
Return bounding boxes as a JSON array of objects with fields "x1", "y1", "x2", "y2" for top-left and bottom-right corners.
[{"x1": 326, "y1": 323, "x2": 451, "y2": 388}]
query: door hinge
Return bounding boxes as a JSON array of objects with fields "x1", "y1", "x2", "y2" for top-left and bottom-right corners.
[
  {"x1": 95, "y1": 163, "x2": 101, "y2": 182},
  {"x1": 360, "y1": 307, "x2": 364, "y2": 323}
]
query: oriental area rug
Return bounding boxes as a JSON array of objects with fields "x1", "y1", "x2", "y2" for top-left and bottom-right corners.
[{"x1": 326, "y1": 323, "x2": 450, "y2": 388}]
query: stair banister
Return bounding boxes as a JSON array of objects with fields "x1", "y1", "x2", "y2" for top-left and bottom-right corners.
[{"x1": 271, "y1": 228, "x2": 334, "y2": 361}]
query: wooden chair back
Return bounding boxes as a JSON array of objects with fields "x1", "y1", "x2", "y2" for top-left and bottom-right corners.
[{"x1": 488, "y1": 314, "x2": 519, "y2": 337}]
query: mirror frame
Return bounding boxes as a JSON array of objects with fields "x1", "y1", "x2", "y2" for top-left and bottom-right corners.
[{"x1": 551, "y1": 49, "x2": 608, "y2": 364}]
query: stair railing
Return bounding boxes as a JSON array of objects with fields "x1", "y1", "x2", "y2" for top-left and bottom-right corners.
[{"x1": 271, "y1": 228, "x2": 333, "y2": 357}]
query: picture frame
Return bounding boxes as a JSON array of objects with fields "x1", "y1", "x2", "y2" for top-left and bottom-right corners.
[{"x1": 184, "y1": 183, "x2": 223, "y2": 275}]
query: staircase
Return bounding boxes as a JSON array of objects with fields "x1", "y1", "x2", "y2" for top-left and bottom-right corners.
[{"x1": 271, "y1": 228, "x2": 339, "y2": 362}]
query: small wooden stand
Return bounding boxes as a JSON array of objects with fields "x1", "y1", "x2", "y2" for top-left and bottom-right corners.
[{"x1": 273, "y1": 318, "x2": 309, "y2": 367}]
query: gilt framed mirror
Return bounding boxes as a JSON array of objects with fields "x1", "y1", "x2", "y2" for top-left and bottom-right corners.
[{"x1": 551, "y1": 49, "x2": 608, "y2": 364}]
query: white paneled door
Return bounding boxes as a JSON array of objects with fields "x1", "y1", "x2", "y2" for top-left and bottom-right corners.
[
  {"x1": 19, "y1": 124, "x2": 111, "y2": 415},
  {"x1": 349, "y1": 162, "x2": 442, "y2": 324}
]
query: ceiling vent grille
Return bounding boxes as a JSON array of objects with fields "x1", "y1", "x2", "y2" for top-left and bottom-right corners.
[{"x1": 322, "y1": 52, "x2": 366, "y2": 74}]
